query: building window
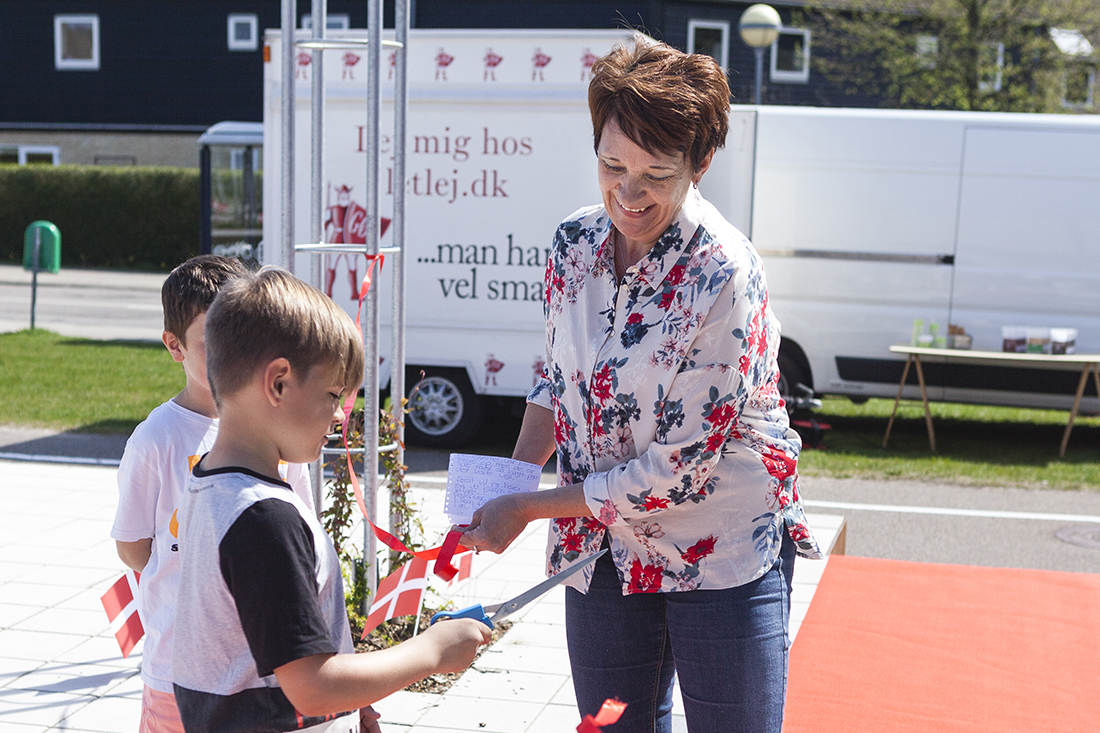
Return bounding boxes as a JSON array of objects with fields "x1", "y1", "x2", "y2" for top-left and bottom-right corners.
[
  {"x1": 978, "y1": 42, "x2": 1004, "y2": 92},
  {"x1": 688, "y1": 20, "x2": 729, "y2": 70},
  {"x1": 94, "y1": 155, "x2": 137, "y2": 166},
  {"x1": 228, "y1": 14, "x2": 258, "y2": 51},
  {"x1": 1050, "y1": 28, "x2": 1095, "y2": 109},
  {"x1": 770, "y1": 28, "x2": 810, "y2": 83},
  {"x1": 55, "y1": 14, "x2": 99, "y2": 70},
  {"x1": 916, "y1": 35, "x2": 938, "y2": 70},
  {"x1": 1062, "y1": 66, "x2": 1096, "y2": 109},
  {"x1": 0, "y1": 145, "x2": 60, "y2": 165},
  {"x1": 301, "y1": 14, "x2": 351, "y2": 30}
]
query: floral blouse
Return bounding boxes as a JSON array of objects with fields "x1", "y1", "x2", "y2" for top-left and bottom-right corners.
[{"x1": 530, "y1": 189, "x2": 822, "y2": 595}]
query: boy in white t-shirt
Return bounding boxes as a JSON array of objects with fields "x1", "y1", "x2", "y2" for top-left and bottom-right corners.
[
  {"x1": 111, "y1": 255, "x2": 315, "y2": 733},
  {"x1": 174, "y1": 268, "x2": 489, "y2": 733}
]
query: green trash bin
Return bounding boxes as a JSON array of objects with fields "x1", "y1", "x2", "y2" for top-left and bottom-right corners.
[{"x1": 24, "y1": 221, "x2": 61, "y2": 274}]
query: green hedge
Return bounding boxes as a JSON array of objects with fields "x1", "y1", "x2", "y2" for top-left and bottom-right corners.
[{"x1": 0, "y1": 165, "x2": 201, "y2": 271}]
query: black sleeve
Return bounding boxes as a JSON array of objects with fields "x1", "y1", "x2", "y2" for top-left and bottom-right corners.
[{"x1": 219, "y1": 499, "x2": 337, "y2": 677}]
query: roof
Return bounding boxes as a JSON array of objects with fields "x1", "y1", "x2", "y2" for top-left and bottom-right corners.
[{"x1": 197, "y1": 121, "x2": 264, "y2": 147}]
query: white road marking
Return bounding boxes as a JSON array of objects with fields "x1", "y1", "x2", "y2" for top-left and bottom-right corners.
[{"x1": 803, "y1": 499, "x2": 1100, "y2": 524}]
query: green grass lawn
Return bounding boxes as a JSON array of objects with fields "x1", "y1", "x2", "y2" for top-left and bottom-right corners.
[
  {"x1": 0, "y1": 329, "x2": 183, "y2": 434},
  {"x1": 797, "y1": 396, "x2": 1100, "y2": 490},
  {"x1": 1, "y1": 328, "x2": 1097, "y2": 490}
]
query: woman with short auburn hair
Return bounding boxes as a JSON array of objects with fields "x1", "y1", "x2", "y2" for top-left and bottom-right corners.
[{"x1": 460, "y1": 38, "x2": 821, "y2": 733}]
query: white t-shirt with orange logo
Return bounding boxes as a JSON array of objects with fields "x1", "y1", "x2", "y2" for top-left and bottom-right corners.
[{"x1": 111, "y1": 398, "x2": 313, "y2": 694}]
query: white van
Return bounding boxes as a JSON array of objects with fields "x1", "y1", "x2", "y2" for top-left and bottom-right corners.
[
  {"x1": 264, "y1": 30, "x2": 1100, "y2": 446},
  {"x1": 706, "y1": 107, "x2": 1100, "y2": 413}
]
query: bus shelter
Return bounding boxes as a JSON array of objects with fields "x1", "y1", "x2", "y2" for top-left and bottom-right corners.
[{"x1": 198, "y1": 121, "x2": 263, "y2": 265}]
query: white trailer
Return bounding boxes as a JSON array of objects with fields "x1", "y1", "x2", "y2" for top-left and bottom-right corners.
[
  {"x1": 264, "y1": 29, "x2": 634, "y2": 445},
  {"x1": 264, "y1": 30, "x2": 1100, "y2": 446}
]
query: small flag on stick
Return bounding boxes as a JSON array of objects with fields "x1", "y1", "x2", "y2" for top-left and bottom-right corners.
[
  {"x1": 100, "y1": 570, "x2": 144, "y2": 658},
  {"x1": 361, "y1": 557, "x2": 429, "y2": 638}
]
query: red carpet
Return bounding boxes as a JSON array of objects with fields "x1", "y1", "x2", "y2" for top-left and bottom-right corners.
[{"x1": 785, "y1": 555, "x2": 1100, "y2": 732}]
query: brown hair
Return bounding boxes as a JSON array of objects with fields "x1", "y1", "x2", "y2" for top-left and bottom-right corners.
[
  {"x1": 204, "y1": 267, "x2": 364, "y2": 405},
  {"x1": 589, "y1": 39, "x2": 730, "y2": 171},
  {"x1": 161, "y1": 254, "x2": 248, "y2": 344}
]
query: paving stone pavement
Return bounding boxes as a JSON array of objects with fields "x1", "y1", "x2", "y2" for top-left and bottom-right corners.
[{"x1": 0, "y1": 459, "x2": 842, "y2": 733}]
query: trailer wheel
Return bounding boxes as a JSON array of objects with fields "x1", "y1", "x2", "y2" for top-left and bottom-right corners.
[
  {"x1": 405, "y1": 368, "x2": 483, "y2": 448},
  {"x1": 777, "y1": 351, "x2": 810, "y2": 416}
]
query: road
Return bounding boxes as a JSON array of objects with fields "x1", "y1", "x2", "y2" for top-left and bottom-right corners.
[
  {"x1": 0, "y1": 265, "x2": 164, "y2": 342},
  {"x1": 0, "y1": 263, "x2": 1096, "y2": 575}
]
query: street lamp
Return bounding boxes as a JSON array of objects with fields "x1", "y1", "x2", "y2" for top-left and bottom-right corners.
[{"x1": 738, "y1": 3, "x2": 781, "y2": 105}]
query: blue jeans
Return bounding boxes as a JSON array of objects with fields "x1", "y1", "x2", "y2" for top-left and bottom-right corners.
[{"x1": 565, "y1": 532, "x2": 795, "y2": 733}]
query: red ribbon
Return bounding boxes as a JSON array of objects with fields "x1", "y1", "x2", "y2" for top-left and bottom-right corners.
[
  {"x1": 432, "y1": 527, "x2": 470, "y2": 582},
  {"x1": 336, "y1": 253, "x2": 469, "y2": 576},
  {"x1": 577, "y1": 699, "x2": 627, "y2": 732}
]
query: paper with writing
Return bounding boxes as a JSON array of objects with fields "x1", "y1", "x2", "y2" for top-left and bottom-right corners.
[{"x1": 445, "y1": 453, "x2": 542, "y2": 524}]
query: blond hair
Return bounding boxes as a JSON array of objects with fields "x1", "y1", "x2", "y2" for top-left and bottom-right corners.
[{"x1": 204, "y1": 267, "x2": 364, "y2": 405}]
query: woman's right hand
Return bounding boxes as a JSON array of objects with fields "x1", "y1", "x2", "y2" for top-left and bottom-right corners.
[
  {"x1": 458, "y1": 494, "x2": 531, "y2": 554},
  {"x1": 460, "y1": 484, "x2": 594, "y2": 554}
]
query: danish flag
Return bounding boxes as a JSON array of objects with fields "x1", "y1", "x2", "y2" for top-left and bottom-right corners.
[
  {"x1": 100, "y1": 570, "x2": 143, "y2": 658},
  {"x1": 361, "y1": 557, "x2": 429, "y2": 638},
  {"x1": 447, "y1": 552, "x2": 473, "y2": 586}
]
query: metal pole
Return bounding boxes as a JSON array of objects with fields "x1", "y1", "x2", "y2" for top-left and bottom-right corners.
[
  {"x1": 362, "y1": 0, "x2": 382, "y2": 610},
  {"x1": 199, "y1": 146, "x2": 212, "y2": 255},
  {"x1": 309, "y1": 0, "x2": 328, "y2": 517},
  {"x1": 242, "y1": 144, "x2": 255, "y2": 244},
  {"x1": 310, "y1": 0, "x2": 326, "y2": 289},
  {"x1": 391, "y1": 0, "x2": 408, "y2": 476},
  {"x1": 281, "y1": 0, "x2": 297, "y2": 272},
  {"x1": 754, "y1": 47, "x2": 764, "y2": 105},
  {"x1": 30, "y1": 229, "x2": 40, "y2": 330}
]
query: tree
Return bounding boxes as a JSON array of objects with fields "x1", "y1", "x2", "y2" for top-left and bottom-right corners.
[{"x1": 798, "y1": 0, "x2": 1100, "y2": 112}]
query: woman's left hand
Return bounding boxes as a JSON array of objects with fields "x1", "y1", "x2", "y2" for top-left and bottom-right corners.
[{"x1": 458, "y1": 494, "x2": 531, "y2": 554}]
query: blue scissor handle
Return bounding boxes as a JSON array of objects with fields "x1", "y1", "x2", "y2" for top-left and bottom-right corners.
[{"x1": 430, "y1": 604, "x2": 493, "y2": 629}]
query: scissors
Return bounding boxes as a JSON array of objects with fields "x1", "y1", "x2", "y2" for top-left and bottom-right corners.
[{"x1": 430, "y1": 549, "x2": 607, "y2": 629}]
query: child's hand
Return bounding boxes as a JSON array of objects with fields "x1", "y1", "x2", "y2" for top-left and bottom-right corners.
[
  {"x1": 359, "y1": 704, "x2": 382, "y2": 733},
  {"x1": 422, "y1": 618, "x2": 492, "y2": 674}
]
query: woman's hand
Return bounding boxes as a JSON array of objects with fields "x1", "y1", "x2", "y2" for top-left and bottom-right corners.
[
  {"x1": 458, "y1": 494, "x2": 531, "y2": 554},
  {"x1": 459, "y1": 485, "x2": 594, "y2": 555}
]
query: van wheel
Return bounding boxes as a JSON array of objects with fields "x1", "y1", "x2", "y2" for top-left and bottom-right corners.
[
  {"x1": 777, "y1": 352, "x2": 809, "y2": 416},
  {"x1": 405, "y1": 368, "x2": 483, "y2": 448}
]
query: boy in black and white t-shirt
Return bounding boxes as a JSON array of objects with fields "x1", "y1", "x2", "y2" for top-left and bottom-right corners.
[
  {"x1": 173, "y1": 268, "x2": 489, "y2": 733},
  {"x1": 112, "y1": 254, "x2": 315, "y2": 733}
]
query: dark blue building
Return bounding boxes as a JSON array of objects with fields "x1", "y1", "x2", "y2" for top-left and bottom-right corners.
[{"x1": 0, "y1": 0, "x2": 852, "y2": 167}]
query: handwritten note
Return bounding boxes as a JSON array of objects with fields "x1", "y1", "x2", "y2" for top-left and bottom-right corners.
[{"x1": 444, "y1": 453, "x2": 543, "y2": 525}]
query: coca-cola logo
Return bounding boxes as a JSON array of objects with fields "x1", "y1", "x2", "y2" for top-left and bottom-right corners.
[{"x1": 345, "y1": 202, "x2": 368, "y2": 243}]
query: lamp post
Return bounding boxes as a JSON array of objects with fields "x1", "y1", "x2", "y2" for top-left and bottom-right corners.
[{"x1": 738, "y1": 3, "x2": 781, "y2": 105}]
